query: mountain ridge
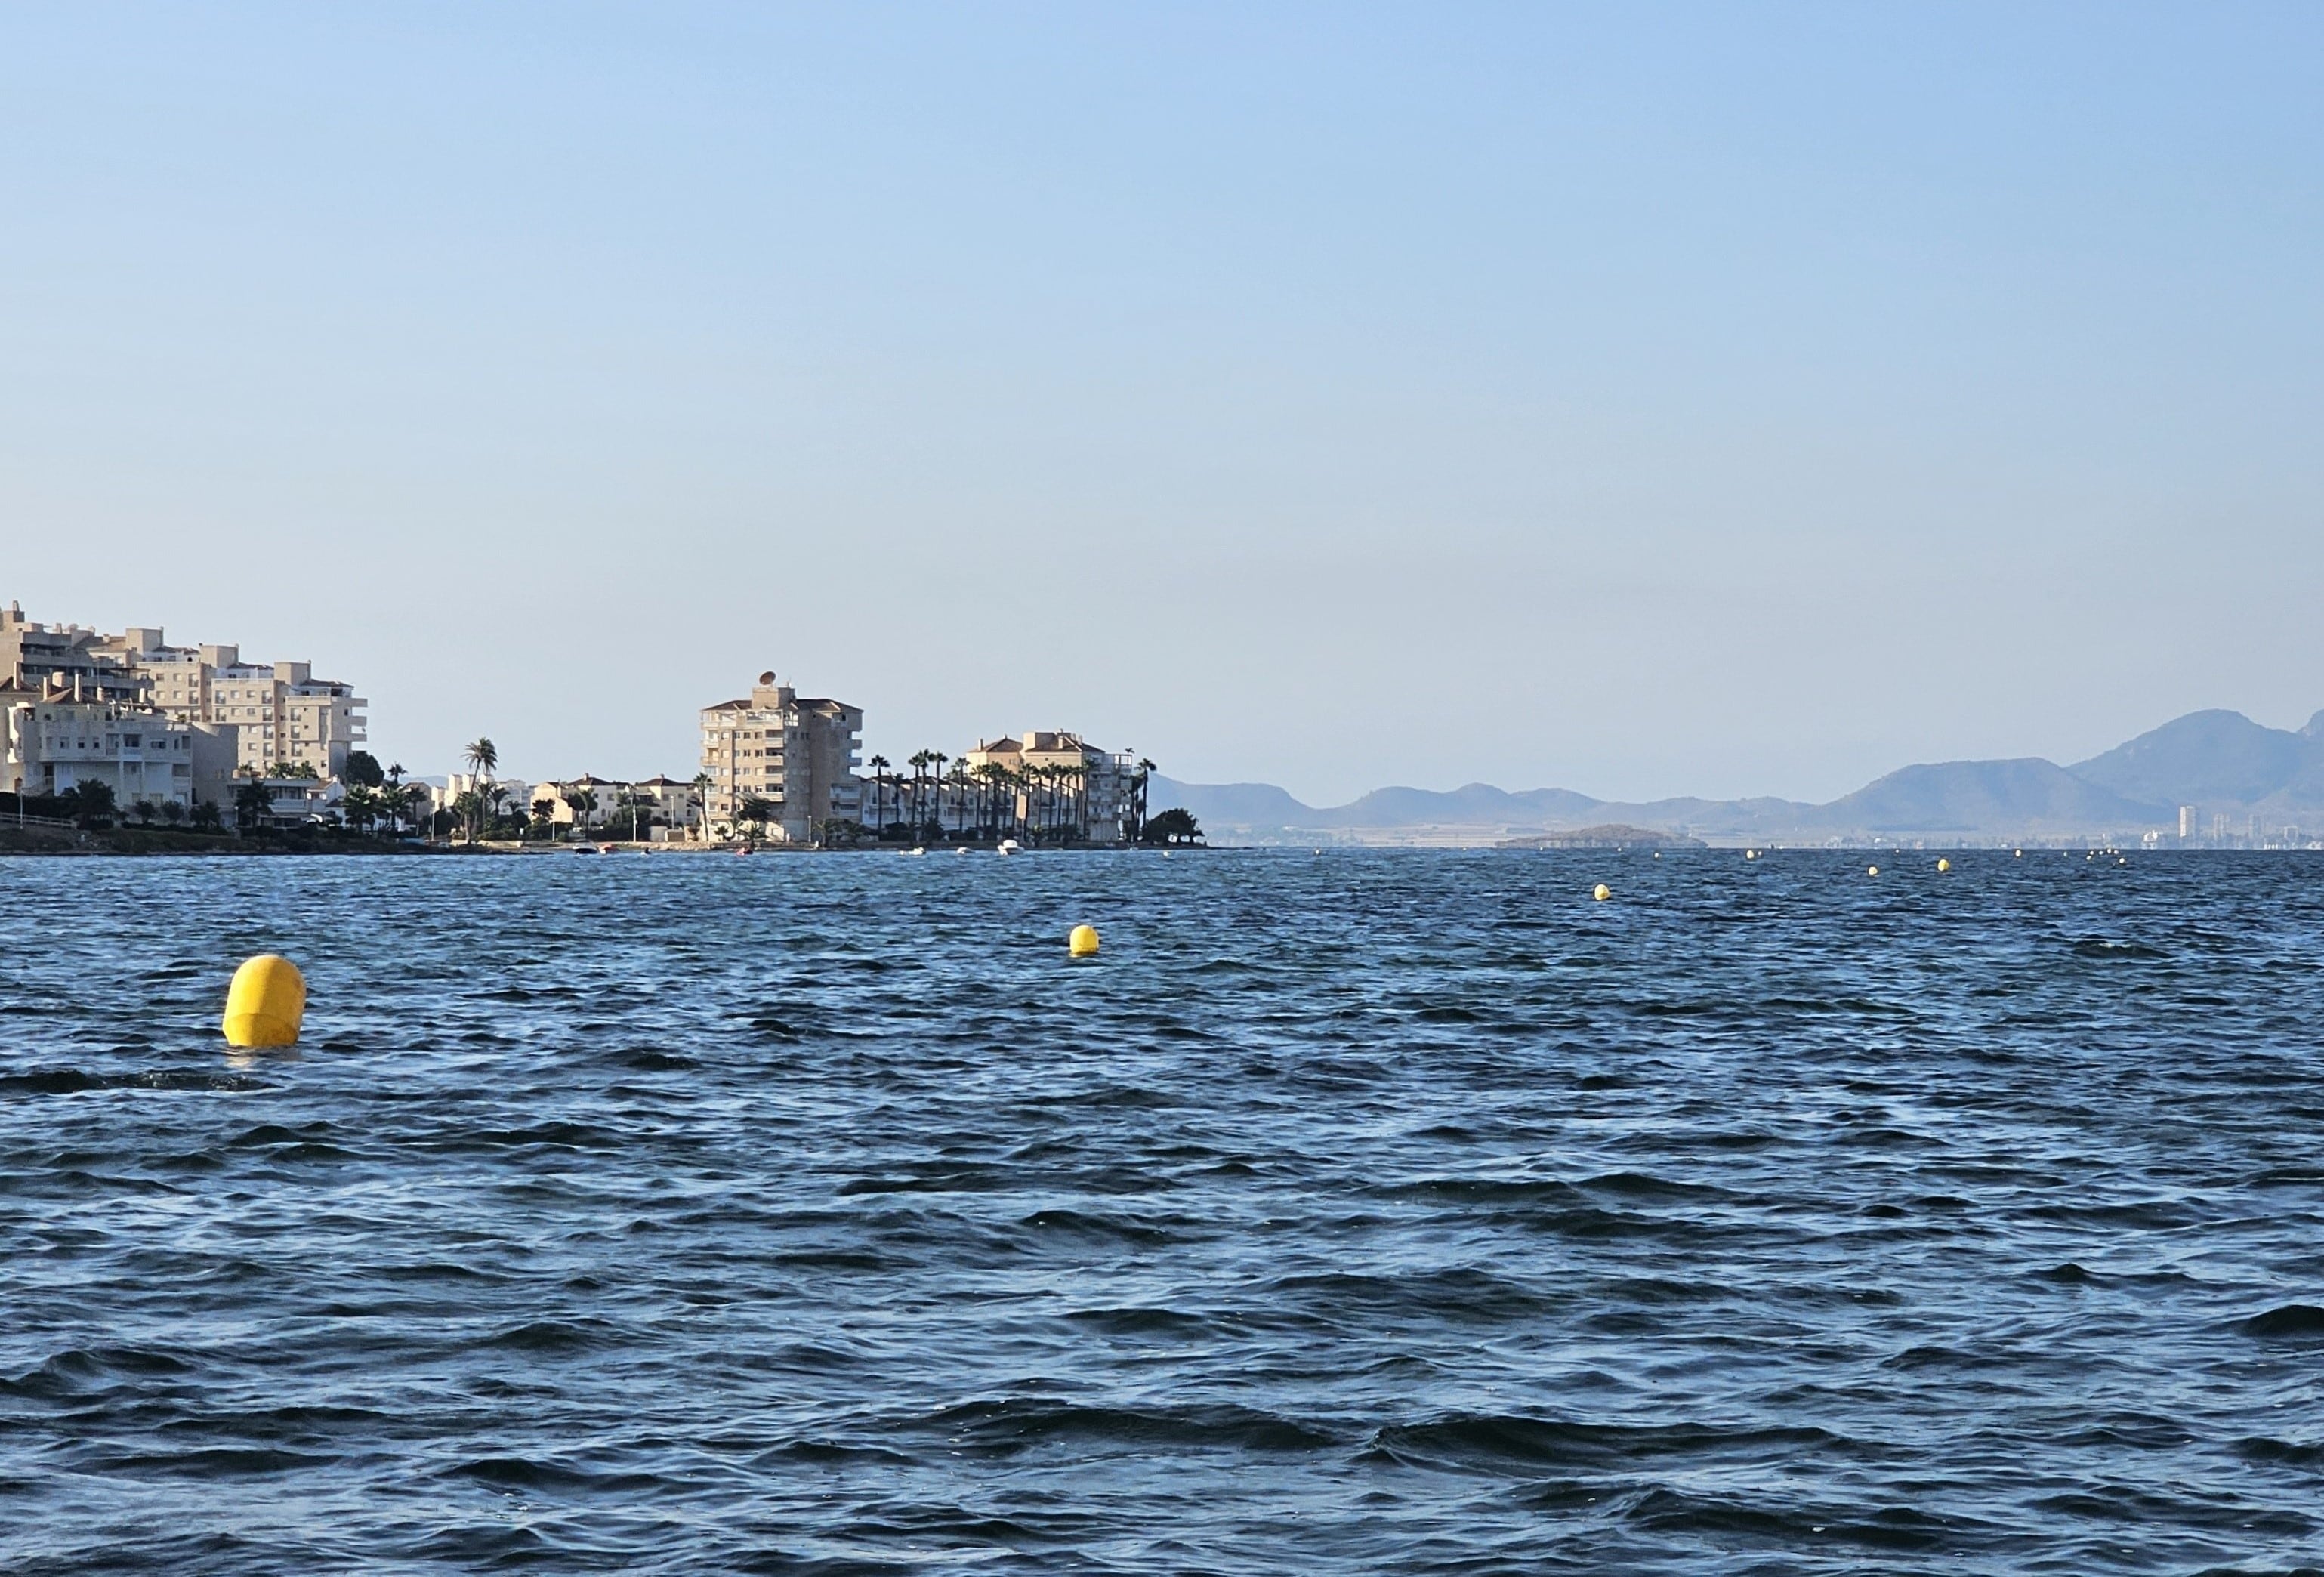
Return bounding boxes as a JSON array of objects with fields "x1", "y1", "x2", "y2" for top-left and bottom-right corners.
[{"x1": 1148, "y1": 708, "x2": 2324, "y2": 844}]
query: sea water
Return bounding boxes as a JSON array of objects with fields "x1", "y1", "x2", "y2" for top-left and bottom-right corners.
[{"x1": 4, "y1": 849, "x2": 2322, "y2": 1572}]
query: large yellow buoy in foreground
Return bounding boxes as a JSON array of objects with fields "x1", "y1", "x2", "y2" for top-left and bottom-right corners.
[
  {"x1": 223, "y1": 955, "x2": 305, "y2": 1048},
  {"x1": 1867, "y1": 865, "x2": 1879, "y2": 877},
  {"x1": 1937, "y1": 858, "x2": 1950, "y2": 872},
  {"x1": 1592, "y1": 884, "x2": 1611, "y2": 901},
  {"x1": 1068, "y1": 924, "x2": 1100, "y2": 957}
]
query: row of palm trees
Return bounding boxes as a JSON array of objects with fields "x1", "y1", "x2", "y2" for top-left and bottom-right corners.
[
  {"x1": 337, "y1": 761, "x2": 427, "y2": 835},
  {"x1": 345, "y1": 735, "x2": 1163, "y2": 847},
  {"x1": 860, "y1": 753, "x2": 1157, "y2": 844},
  {"x1": 541, "y1": 775, "x2": 713, "y2": 841},
  {"x1": 461, "y1": 738, "x2": 720, "y2": 844}
]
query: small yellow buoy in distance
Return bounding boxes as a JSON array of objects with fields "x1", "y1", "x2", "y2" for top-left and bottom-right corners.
[
  {"x1": 223, "y1": 954, "x2": 305, "y2": 1048},
  {"x1": 1867, "y1": 865, "x2": 1879, "y2": 876},
  {"x1": 1937, "y1": 857, "x2": 1950, "y2": 872},
  {"x1": 1068, "y1": 924, "x2": 1100, "y2": 957},
  {"x1": 1593, "y1": 883, "x2": 1611, "y2": 901}
]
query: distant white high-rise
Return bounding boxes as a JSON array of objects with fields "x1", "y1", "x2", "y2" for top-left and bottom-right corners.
[{"x1": 2178, "y1": 805, "x2": 2197, "y2": 840}]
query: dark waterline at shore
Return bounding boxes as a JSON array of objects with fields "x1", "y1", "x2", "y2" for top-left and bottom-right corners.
[{"x1": 5, "y1": 850, "x2": 2323, "y2": 1573}]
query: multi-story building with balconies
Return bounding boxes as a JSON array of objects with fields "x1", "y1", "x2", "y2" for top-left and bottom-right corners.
[
  {"x1": 0, "y1": 603, "x2": 142, "y2": 702},
  {"x1": 699, "y1": 672, "x2": 863, "y2": 843},
  {"x1": 97, "y1": 628, "x2": 367, "y2": 780},
  {"x1": 958, "y1": 730, "x2": 1136, "y2": 844},
  {"x1": 1, "y1": 681, "x2": 205, "y2": 809}
]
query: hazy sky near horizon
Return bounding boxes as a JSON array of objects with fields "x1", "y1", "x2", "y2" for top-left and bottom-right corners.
[{"x1": 3, "y1": 4, "x2": 2319, "y2": 804}]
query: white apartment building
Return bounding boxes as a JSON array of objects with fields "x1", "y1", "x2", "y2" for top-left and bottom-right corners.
[
  {"x1": 1, "y1": 612, "x2": 370, "y2": 783},
  {"x1": 524, "y1": 775, "x2": 699, "y2": 839},
  {"x1": 446, "y1": 773, "x2": 531, "y2": 816},
  {"x1": 700, "y1": 673, "x2": 863, "y2": 842},
  {"x1": 2, "y1": 682, "x2": 204, "y2": 809},
  {"x1": 100, "y1": 629, "x2": 368, "y2": 781},
  {"x1": 240, "y1": 776, "x2": 345, "y2": 828},
  {"x1": 532, "y1": 775, "x2": 625, "y2": 830},
  {"x1": 634, "y1": 776, "x2": 702, "y2": 835}
]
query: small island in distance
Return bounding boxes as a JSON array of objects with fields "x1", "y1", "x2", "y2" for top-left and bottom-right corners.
[{"x1": 1497, "y1": 826, "x2": 1707, "y2": 851}]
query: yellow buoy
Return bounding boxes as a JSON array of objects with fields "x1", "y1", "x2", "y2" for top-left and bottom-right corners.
[
  {"x1": 1592, "y1": 883, "x2": 1611, "y2": 901},
  {"x1": 1867, "y1": 865, "x2": 1879, "y2": 876},
  {"x1": 1068, "y1": 924, "x2": 1100, "y2": 957},
  {"x1": 222, "y1": 954, "x2": 305, "y2": 1048},
  {"x1": 1937, "y1": 857, "x2": 1950, "y2": 872}
]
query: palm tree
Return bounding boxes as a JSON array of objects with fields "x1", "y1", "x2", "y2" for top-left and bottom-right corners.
[
  {"x1": 690, "y1": 771, "x2": 713, "y2": 842},
  {"x1": 866, "y1": 755, "x2": 890, "y2": 838},
  {"x1": 450, "y1": 788, "x2": 483, "y2": 844},
  {"x1": 563, "y1": 786, "x2": 595, "y2": 837},
  {"x1": 977, "y1": 762, "x2": 1006, "y2": 838},
  {"x1": 945, "y1": 761, "x2": 971, "y2": 840},
  {"x1": 928, "y1": 752, "x2": 949, "y2": 838},
  {"x1": 485, "y1": 783, "x2": 511, "y2": 840},
  {"x1": 1131, "y1": 758, "x2": 1156, "y2": 844},
  {"x1": 737, "y1": 795, "x2": 775, "y2": 845},
  {"x1": 382, "y1": 763, "x2": 408, "y2": 835},
  {"x1": 1061, "y1": 762, "x2": 1086, "y2": 841},
  {"x1": 233, "y1": 778, "x2": 272, "y2": 833},
  {"x1": 388, "y1": 781, "x2": 422, "y2": 839},
  {"x1": 342, "y1": 784, "x2": 381, "y2": 835},
  {"x1": 463, "y1": 738, "x2": 498, "y2": 781},
  {"x1": 906, "y1": 751, "x2": 934, "y2": 836}
]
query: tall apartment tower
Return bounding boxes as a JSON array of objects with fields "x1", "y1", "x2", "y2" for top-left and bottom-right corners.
[
  {"x1": 699, "y1": 672, "x2": 863, "y2": 842},
  {"x1": 2179, "y1": 805, "x2": 2198, "y2": 841}
]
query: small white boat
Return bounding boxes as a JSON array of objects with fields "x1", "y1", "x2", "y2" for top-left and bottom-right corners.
[{"x1": 997, "y1": 839, "x2": 1020, "y2": 856}]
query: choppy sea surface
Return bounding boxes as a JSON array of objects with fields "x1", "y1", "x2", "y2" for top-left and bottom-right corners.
[{"x1": 5, "y1": 848, "x2": 2324, "y2": 1575}]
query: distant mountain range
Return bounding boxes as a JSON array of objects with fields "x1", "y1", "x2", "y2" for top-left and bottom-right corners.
[{"x1": 1149, "y1": 708, "x2": 2324, "y2": 846}]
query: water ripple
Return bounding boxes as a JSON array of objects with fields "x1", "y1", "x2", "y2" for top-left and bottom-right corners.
[{"x1": 4, "y1": 848, "x2": 2323, "y2": 1572}]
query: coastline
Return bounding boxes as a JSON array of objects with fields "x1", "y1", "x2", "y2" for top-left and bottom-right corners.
[
  {"x1": 0, "y1": 827, "x2": 1177, "y2": 856},
  {"x1": 0, "y1": 825, "x2": 440, "y2": 856}
]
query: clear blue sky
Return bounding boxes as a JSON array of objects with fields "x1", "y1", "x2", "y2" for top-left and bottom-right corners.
[{"x1": 3, "y1": 4, "x2": 2318, "y2": 803}]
